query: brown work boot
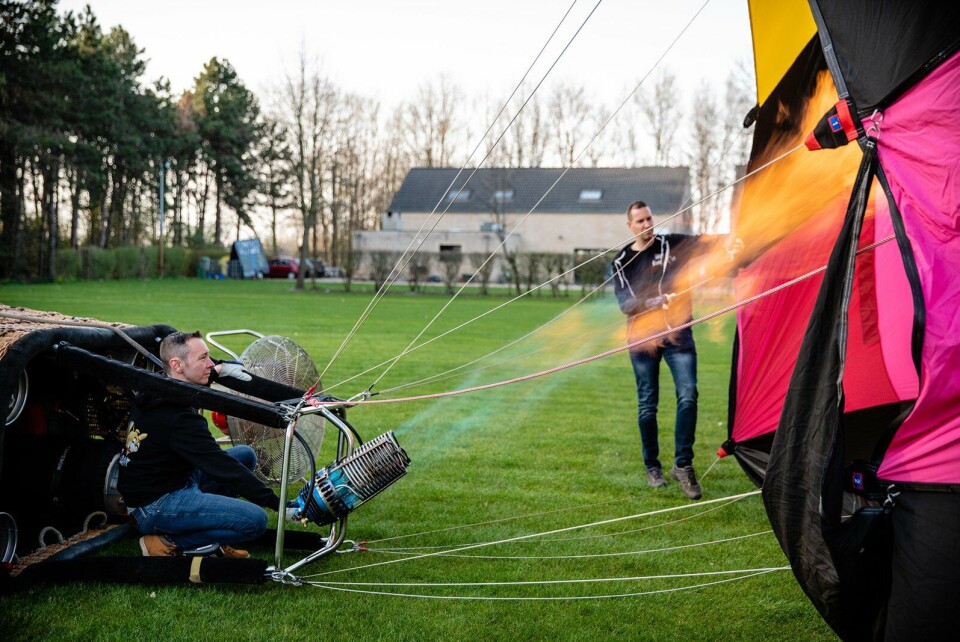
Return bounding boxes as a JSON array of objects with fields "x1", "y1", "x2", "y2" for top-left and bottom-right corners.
[
  {"x1": 646, "y1": 466, "x2": 668, "y2": 488},
  {"x1": 140, "y1": 535, "x2": 179, "y2": 557},
  {"x1": 219, "y1": 545, "x2": 250, "y2": 559},
  {"x1": 670, "y1": 465, "x2": 703, "y2": 500}
]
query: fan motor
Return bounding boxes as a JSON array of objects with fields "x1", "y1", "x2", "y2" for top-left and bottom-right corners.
[{"x1": 295, "y1": 431, "x2": 410, "y2": 526}]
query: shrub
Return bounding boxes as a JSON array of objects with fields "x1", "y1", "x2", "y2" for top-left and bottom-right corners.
[
  {"x1": 164, "y1": 246, "x2": 190, "y2": 277},
  {"x1": 141, "y1": 246, "x2": 159, "y2": 279},
  {"x1": 83, "y1": 246, "x2": 116, "y2": 280},
  {"x1": 113, "y1": 246, "x2": 140, "y2": 279},
  {"x1": 56, "y1": 248, "x2": 82, "y2": 281}
]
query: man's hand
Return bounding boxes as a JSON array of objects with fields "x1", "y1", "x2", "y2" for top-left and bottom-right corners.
[
  {"x1": 217, "y1": 360, "x2": 252, "y2": 382},
  {"x1": 644, "y1": 295, "x2": 671, "y2": 310},
  {"x1": 725, "y1": 236, "x2": 745, "y2": 261}
]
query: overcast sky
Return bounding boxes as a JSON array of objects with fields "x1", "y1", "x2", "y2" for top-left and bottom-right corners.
[{"x1": 58, "y1": 0, "x2": 754, "y2": 108}]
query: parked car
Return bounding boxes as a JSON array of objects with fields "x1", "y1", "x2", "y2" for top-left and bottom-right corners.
[
  {"x1": 303, "y1": 259, "x2": 325, "y2": 278},
  {"x1": 268, "y1": 258, "x2": 300, "y2": 279}
]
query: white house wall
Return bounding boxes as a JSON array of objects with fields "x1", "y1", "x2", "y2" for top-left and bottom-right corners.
[{"x1": 352, "y1": 211, "x2": 675, "y2": 280}]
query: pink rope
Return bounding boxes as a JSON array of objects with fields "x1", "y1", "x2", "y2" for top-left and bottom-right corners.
[{"x1": 324, "y1": 236, "x2": 895, "y2": 407}]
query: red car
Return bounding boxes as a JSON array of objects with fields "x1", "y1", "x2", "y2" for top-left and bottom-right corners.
[{"x1": 268, "y1": 258, "x2": 301, "y2": 279}]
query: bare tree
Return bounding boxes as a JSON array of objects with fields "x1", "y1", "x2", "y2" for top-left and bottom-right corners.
[
  {"x1": 398, "y1": 76, "x2": 464, "y2": 167},
  {"x1": 469, "y1": 252, "x2": 494, "y2": 296},
  {"x1": 485, "y1": 87, "x2": 549, "y2": 168},
  {"x1": 549, "y1": 83, "x2": 591, "y2": 166},
  {"x1": 543, "y1": 252, "x2": 569, "y2": 297},
  {"x1": 717, "y1": 60, "x2": 756, "y2": 232},
  {"x1": 276, "y1": 50, "x2": 335, "y2": 290},
  {"x1": 688, "y1": 81, "x2": 723, "y2": 233},
  {"x1": 407, "y1": 252, "x2": 430, "y2": 292},
  {"x1": 373, "y1": 110, "x2": 412, "y2": 214},
  {"x1": 327, "y1": 93, "x2": 381, "y2": 276},
  {"x1": 438, "y1": 249, "x2": 463, "y2": 295},
  {"x1": 520, "y1": 251, "x2": 544, "y2": 294},
  {"x1": 638, "y1": 69, "x2": 682, "y2": 166},
  {"x1": 368, "y1": 250, "x2": 398, "y2": 291}
]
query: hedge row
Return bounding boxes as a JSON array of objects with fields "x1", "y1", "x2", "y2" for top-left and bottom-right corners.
[{"x1": 55, "y1": 246, "x2": 229, "y2": 281}]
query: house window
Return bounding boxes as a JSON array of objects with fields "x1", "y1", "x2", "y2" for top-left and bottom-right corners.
[
  {"x1": 439, "y1": 244, "x2": 462, "y2": 254},
  {"x1": 447, "y1": 189, "x2": 470, "y2": 201},
  {"x1": 578, "y1": 189, "x2": 603, "y2": 201},
  {"x1": 494, "y1": 189, "x2": 514, "y2": 202}
]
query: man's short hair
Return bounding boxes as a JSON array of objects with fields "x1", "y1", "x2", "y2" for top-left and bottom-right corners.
[
  {"x1": 626, "y1": 200, "x2": 649, "y2": 219},
  {"x1": 159, "y1": 330, "x2": 202, "y2": 374}
]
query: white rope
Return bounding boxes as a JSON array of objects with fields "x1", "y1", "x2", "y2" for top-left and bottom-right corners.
[
  {"x1": 325, "y1": 141, "x2": 804, "y2": 398},
  {"x1": 360, "y1": 0, "x2": 714, "y2": 393},
  {"x1": 369, "y1": 494, "x2": 753, "y2": 551},
  {"x1": 364, "y1": 496, "x2": 630, "y2": 545},
  {"x1": 376, "y1": 127, "x2": 752, "y2": 396},
  {"x1": 303, "y1": 567, "x2": 788, "y2": 600},
  {"x1": 699, "y1": 455, "x2": 722, "y2": 481},
  {"x1": 369, "y1": 530, "x2": 773, "y2": 560},
  {"x1": 319, "y1": 0, "x2": 591, "y2": 381},
  {"x1": 314, "y1": 566, "x2": 789, "y2": 587},
  {"x1": 299, "y1": 489, "x2": 761, "y2": 578}
]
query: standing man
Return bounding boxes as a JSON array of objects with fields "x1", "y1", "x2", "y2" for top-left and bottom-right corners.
[
  {"x1": 611, "y1": 201, "x2": 704, "y2": 499},
  {"x1": 118, "y1": 330, "x2": 284, "y2": 557}
]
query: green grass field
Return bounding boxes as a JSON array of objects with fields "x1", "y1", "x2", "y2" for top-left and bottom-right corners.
[{"x1": 0, "y1": 279, "x2": 834, "y2": 641}]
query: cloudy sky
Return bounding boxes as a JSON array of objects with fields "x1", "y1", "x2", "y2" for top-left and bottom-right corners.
[{"x1": 58, "y1": 0, "x2": 754, "y2": 107}]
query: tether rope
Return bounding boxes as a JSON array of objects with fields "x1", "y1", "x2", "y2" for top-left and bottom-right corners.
[
  {"x1": 324, "y1": 140, "x2": 799, "y2": 397},
  {"x1": 312, "y1": 565, "x2": 787, "y2": 587},
  {"x1": 364, "y1": 0, "x2": 714, "y2": 392},
  {"x1": 372, "y1": 130, "x2": 752, "y2": 396},
  {"x1": 373, "y1": 494, "x2": 752, "y2": 551},
  {"x1": 304, "y1": 567, "x2": 788, "y2": 600},
  {"x1": 364, "y1": 496, "x2": 630, "y2": 544},
  {"x1": 299, "y1": 489, "x2": 761, "y2": 578},
  {"x1": 317, "y1": 230, "x2": 892, "y2": 407},
  {"x1": 319, "y1": 0, "x2": 592, "y2": 381},
  {"x1": 368, "y1": 530, "x2": 773, "y2": 560}
]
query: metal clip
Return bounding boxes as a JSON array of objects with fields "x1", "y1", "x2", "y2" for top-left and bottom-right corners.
[
  {"x1": 883, "y1": 484, "x2": 899, "y2": 511},
  {"x1": 865, "y1": 109, "x2": 883, "y2": 139},
  {"x1": 268, "y1": 568, "x2": 304, "y2": 586},
  {"x1": 346, "y1": 388, "x2": 372, "y2": 404},
  {"x1": 335, "y1": 539, "x2": 367, "y2": 554}
]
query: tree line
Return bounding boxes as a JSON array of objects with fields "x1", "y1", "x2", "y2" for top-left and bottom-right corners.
[{"x1": 0, "y1": 0, "x2": 753, "y2": 284}]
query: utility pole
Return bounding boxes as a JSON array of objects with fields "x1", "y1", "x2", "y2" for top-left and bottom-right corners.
[{"x1": 159, "y1": 160, "x2": 170, "y2": 277}]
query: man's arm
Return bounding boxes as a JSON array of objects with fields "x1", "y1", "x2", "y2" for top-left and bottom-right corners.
[
  {"x1": 613, "y1": 269, "x2": 670, "y2": 315},
  {"x1": 211, "y1": 363, "x2": 307, "y2": 401},
  {"x1": 171, "y1": 411, "x2": 281, "y2": 511}
]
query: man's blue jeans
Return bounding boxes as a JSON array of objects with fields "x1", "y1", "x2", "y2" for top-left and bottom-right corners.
[
  {"x1": 128, "y1": 445, "x2": 268, "y2": 550},
  {"x1": 629, "y1": 345, "x2": 698, "y2": 470}
]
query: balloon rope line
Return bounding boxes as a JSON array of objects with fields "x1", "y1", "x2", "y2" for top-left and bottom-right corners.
[
  {"x1": 372, "y1": 129, "x2": 753, "y2": 396},
  {"x1": 323, "y1": 232, "x2": 891, "y2": 406},
  {"x1": 301, "y1": 489, "x2": 761, "y2": 577},
  {"x1": 364, "y1": 496, "x2": 630, "y2": 544},
  {"x1": 319, "y1": 0, "x2": 589, "y2": 381},
  {"x1": 302, "y1": 567, "x2": 788, "y2": 600},
  {"x1": 324, "y1": 141, "x2": 803, "y2": 396},
  {"x1": 375, "y1": 494, "x2": 753, "y2": 551},
  {"x1": 369, "y1": 529, "x2": 773, "y2": 560},
  {"x1": 312, "y1": 562, "x2": 785, "y2": 587},
  {"x1": 376, "y1": 315, "x2": 625, "y2": 395},
  {"x1": 361, "y1": 0, "x2": 713, "y2": 392},
  {"x1": 698, "y1": 456, "x2": 722, "y2": 481}
]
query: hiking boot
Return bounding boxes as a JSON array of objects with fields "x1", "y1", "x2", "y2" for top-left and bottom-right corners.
[
  {"x1": 140, "y1": 535, "x2": 179, "y2": 557},
  {"x1": 219, "y1": 545, "x2": 250, "y2": 559},
  {"x1": 646, "y1": 466, "x2": 668, "y2": 488},
  {"x1": 670, "y1": 465, "x2": 702, "y2": 500}
]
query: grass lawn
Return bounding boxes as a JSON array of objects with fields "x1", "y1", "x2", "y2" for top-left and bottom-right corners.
[{"x1": 0, "y1": 279, "x2": 834, "y2": 641}]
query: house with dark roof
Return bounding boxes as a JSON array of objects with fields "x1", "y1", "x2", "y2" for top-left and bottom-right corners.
[{"x1": 353, "y1": 167, "x2": 691, "y2": 279}]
